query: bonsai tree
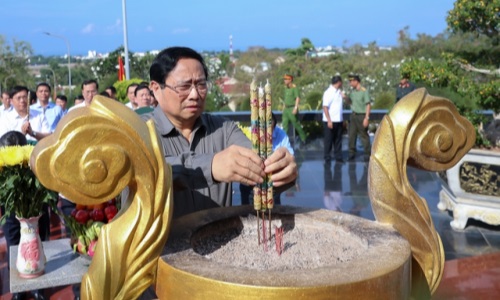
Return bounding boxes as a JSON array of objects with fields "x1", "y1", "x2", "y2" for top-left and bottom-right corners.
[{"x1": 401, "y1": 0, "x2": 500, "y2": 147}]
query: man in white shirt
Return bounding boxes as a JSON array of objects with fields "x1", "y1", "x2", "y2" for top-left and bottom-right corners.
[
  {"x1": 69, "y1": 79, "x2": 98, "y2": 112},
  {"x1": 0, "y1": 86, "x2": 51, "y2": 142},
  {"x1": 0, "y1": 91, "x2": 12, "y2": 118},
  {"x1": 125, "y1": 83, "x2": 138, "y2": 109},
  {"x1": 30, "y1": 82, "x2": 64, "y2": 132},
  {"x1": 322, "y1": 75, "x2": 346, "y2": 163}
]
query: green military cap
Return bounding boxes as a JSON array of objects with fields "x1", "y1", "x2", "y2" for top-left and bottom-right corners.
[{"x1": 348, "y1": 74, "x2": 361, "y2": 82}]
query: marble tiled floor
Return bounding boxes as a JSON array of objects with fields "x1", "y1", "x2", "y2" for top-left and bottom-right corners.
[{"x1": 1, "y1": 137, "x2": 499, "y2": 299}]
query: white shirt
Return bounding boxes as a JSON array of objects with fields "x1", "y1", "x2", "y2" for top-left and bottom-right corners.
[
  {"x1": 0, "y1": 105, "x2": 13, "y2": 119},
  {"x1": 322, "y1": 85, "x2": 343, "y2": 122},
  {"x1": 0, "y1": 109, "x2": 50, "y2": 141},
  {"x1": 125, "y1": 101, "x2": 134, "y2": 109},
  {"x1": 68, "y1": 101, "x2": 86, "y2": 112}
]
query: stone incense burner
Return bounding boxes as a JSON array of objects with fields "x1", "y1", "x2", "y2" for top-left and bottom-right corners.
[{"x1": 31, "y1": 89, "x2": 475, "y2": 299}]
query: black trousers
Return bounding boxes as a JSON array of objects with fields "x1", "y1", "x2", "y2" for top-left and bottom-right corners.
[{"x1": 323, "y1": 121, "x2": 343, "y2": 161}]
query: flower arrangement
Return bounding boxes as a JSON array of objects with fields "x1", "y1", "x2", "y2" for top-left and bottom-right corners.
[{"x1": 0, "y1": 145, "x2": 57, "y2": 224}]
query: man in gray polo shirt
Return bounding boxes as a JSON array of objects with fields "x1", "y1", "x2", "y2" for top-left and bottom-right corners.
[{"x1": 144, "y1": 47, "x2": 297, "y2": 218}]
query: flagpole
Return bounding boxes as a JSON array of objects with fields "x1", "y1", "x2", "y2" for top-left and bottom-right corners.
[{"x1": 122, "y1": 0, "x2": 131, "y2": 80}]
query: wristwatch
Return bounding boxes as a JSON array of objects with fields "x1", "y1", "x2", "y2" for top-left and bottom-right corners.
[
  {"x1": 32, "y1": 131, "x2": 37, "y2": 137},
  {"x1": 365, "y1": 116, "x2": 370, "y2": 120}
]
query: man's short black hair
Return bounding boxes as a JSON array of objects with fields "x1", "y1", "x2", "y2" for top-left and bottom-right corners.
[
  {"x1": 331, "y1": 75, "x2": 342, "y2": 84},
  {"x1": 81, "y1": 79, "x2": 99, "y2": 90},
  {"x1": 134, "y1": 84, "x2": 150, "y2": 97},
  {"x1": 100, "y1": 91, "x2": 111, "y2": 97},
  {"x1": 36, "y1": 82, "x2": 51, "y2": 92},
  {"x1": 150, "y1": 47, "x2": 208, "y2": 85},
  {"x1": 9, "y1": 86, "x2": 29, "y2": 99},
  {"x1": 56, "y1": 95, "x2": 68, "y2": 102},
  {"x1": 106, "y1": 86, "x2": 117, "y2": 94},
  {"x1": 127, "y1": 83, "x2": 139, "y2": 93}
]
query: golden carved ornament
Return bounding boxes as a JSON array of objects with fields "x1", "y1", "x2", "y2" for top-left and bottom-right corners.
[
  {"x1": 368, "y1": 88, "x2": 476, "y2": 294},
  {"x1": 30, "y1": 96, "x2": 173, "y2": 299}
]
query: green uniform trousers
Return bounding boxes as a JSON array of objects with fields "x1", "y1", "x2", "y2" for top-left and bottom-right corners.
[
  {"x1": 348, "y1": 114, "x2": 371, "y2": 158},
  {"x1": 282, "y1": 107, "x2": 307, "y2": 142}
]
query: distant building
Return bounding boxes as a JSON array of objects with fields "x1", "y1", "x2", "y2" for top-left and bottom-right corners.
[{"x1": 215, "y1": 77, "x2": 249, "y2": 111}]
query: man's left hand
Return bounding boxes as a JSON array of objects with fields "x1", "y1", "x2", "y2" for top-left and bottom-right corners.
[
  {"x1": 363, "y1": 118, "x2": 369, "y2": 128},
  {"x1": 264, "y1": 147, "x2": 298, "y2": 187}
]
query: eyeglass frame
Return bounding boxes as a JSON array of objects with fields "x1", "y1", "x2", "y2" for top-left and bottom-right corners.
[{"x1": 159, "y1": 80, "x2": 212, "y2": 97}]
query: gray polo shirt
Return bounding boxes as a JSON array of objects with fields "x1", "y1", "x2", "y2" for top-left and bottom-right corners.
[{"x1": 142, "y1": 107, "x2": 251, "y2": 218}]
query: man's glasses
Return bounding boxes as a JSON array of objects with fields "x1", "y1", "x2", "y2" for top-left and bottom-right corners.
[{"x1": 161, "y1": 80, "x2": 212, "y2": 97}]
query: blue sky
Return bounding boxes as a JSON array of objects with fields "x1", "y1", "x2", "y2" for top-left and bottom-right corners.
[{"x1": 0, "y1": 0, "x2": 456, "y2": 56}]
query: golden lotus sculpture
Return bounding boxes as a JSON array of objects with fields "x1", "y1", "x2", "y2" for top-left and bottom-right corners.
[{"x1": 31, "y1": 88, "x2": 475, "y2": 300}]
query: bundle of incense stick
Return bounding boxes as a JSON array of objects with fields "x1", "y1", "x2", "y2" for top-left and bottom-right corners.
[
  {"x1": 27, "y1": 91, "x2": 30, "y2": 121},
  {"x1": 250, "y1": 79, "x2": 273, "y2": 245}
]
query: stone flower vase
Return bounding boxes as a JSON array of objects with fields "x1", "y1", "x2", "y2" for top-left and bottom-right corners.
[{"x1": 16, "y1": 215, "x2": 46, "y2": 278}]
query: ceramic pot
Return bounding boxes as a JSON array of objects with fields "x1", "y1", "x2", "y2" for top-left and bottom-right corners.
[{"x1": 16, "y1": 215, "x2": 46, "y2": 278}]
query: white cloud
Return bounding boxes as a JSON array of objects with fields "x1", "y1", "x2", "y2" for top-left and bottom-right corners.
[
  {"x1": 145, "y1": 25, "x2": 154, "y2": 32},
  {"x1": 81, "y1": 23, "x2": 95, "y2": 34},
  {"x1": 106, "y1": 19, "x2": 122, "y2": 33},
  {"x1": 172, "y1": 28, "x2": 190, "y2": 34}
]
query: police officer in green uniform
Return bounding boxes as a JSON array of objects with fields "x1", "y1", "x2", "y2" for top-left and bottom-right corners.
[
  {"x1": 346, "y1": 74, "x2": 371, "y2": 161},
  {"x1": 396, "y1": 73, "x2": 416, "y2": 102},
  {"x1": 282, "y1": 74, "x2": 307, "y2": 143}
]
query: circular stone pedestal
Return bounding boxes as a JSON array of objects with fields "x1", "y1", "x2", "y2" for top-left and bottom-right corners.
[{"x1": 156, "y1": 206, "x2": 411, "y2": 300}]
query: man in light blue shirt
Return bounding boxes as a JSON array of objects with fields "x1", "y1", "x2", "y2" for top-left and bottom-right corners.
[
  {"x1": 30, "y1": 82, "x2": 64, "y2": 132},
  {"x1": 271, "y1": 113, "x2": 294, "y2": 156}
]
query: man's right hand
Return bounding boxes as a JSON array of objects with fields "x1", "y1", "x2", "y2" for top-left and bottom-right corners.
[
  {"x1": 327, "y1": 121, "x2": 333, "y2": 129},
  {"x1": 212, "y1": 145, "x2": 265, "y2": 186}
]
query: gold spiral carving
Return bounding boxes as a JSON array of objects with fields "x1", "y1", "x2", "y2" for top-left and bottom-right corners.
[
  {"x1": 31, "y1": 96, "x2": 173, "y2": 299},
  {"x1": 368, "y1": 88, "x2": 475, "y2": 295}
]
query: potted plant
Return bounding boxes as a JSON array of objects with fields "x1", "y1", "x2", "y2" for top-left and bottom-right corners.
[{"x1": 0, "y1": 144, "x2": 57, "y2": 277}]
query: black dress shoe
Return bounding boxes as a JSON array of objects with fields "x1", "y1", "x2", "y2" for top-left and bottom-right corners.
[
  {"x1": 11, "y1": 292, "x2": 26, "y2": 300},
  {"x1": 347, "y1": 155, "x2": 356, "y2": 161},
  {"x1": 31, "y1": 290, "x2": 46, "y2": 300},
  {"x1": 335, "y1": 158, "x2": 344, "y2": 163}
]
